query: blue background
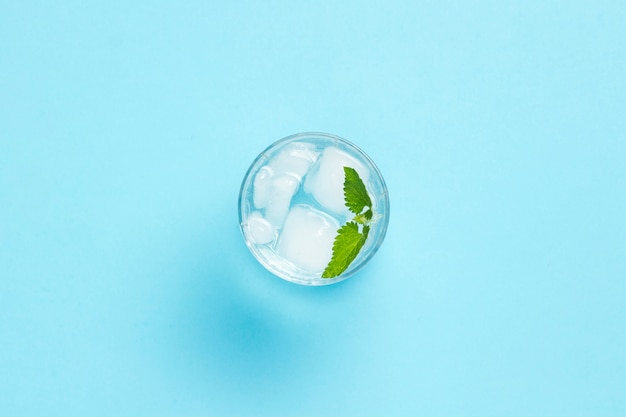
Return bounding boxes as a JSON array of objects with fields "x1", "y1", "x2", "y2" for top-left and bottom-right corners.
[{"x1": 1, "y1": 1, "x2": 625, "y2": 416}]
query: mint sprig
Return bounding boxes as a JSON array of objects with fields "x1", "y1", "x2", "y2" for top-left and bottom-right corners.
[{"x1": 322, "y1": 167, "x2": 373, "y2": 278}]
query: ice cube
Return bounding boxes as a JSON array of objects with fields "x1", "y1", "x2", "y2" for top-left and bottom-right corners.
[
  {"x1": 304, "y1": 146, "x2": 370, "y2": 213},
  {"x1": 245, "y1": 212, "x2": 276, "y2": 244},
  {"x1": 268, "y1": 142, "x2": 318, "y2": 180},
  {"x1": 264, "y1": 174, "x2": 299, "y2": 228},
  {"x1": 253, "y1": 166, "x2": 274, "y2": 209},
  {"x1": 276, "y1": 205, "x2": 339, "y2": 273}
]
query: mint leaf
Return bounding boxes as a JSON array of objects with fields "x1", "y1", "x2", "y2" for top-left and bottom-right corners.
[
  {"x1": 322, "y1": 222, "x2": 370, "y2": 278},
  {"x1": 344, "y1": 167, "x2": 372, "y2": 216},
  {"x1": 322, "y1": 166, "x2": 375, "y2": 278}
]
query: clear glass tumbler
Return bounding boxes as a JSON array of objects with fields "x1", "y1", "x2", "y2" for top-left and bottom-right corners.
[{"x1": 238, "y1": 132, "x2": 389, "y2": 285}]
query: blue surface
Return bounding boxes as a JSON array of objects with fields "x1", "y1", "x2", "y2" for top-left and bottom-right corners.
[{"x1": 1, "y1": 1, "x2": 625, "y2": 416}]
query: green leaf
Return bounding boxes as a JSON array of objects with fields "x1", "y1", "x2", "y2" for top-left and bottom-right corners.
[
  {"x1": 343, "y1": 167, "x2": 372, "y2": 216},
  {"x1": 322, "y1": 222, "x2": 370, "y2": 278}
]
